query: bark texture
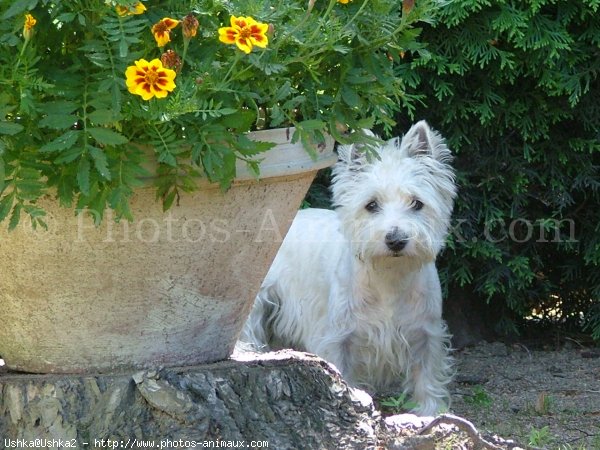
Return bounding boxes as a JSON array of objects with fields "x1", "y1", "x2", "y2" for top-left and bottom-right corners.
[{"x1": 0, "y1": 351, "x2": 518, "y2": 449}]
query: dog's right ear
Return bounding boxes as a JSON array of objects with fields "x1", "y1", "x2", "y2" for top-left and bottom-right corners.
[
  {"x1": 332, "y1": 133, "x2": 374, "y2": 205},
  {"x1": 337, "y1": 143, "x2": 368, "y2": 171},
  {"x1": 336, "y1": 129, "x2": 377, "y2": 171}
]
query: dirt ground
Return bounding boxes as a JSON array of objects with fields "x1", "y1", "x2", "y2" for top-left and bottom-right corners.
[{"x1": 445, "y1": 340, "x2": 600, "y2": 449}]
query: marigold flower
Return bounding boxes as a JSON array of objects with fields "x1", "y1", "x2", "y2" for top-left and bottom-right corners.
[
  {"x1": 152, "y1": 18, "x2": 180, "y2": 47},
  {"x1": 115, "y1": 2, "x2": 146, "y2": 16},
  {"x1": 23, "y1": 13, "x2": 36, "y2": 41},
  {"x1": 125, "y1": 58, "x2": 176, "y2": 100},
  {"x1": 182, "y1": 13, "x2": 199, "y2": 39},
  {"x1": 338, "y1": 0, "x2": 352, "y2": 3},
  {"x1": 218, "y1": 16, "x2": 269, "y2": 54}
]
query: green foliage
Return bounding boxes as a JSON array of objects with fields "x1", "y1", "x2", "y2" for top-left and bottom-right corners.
[
  {"x1": 395, "y1": 0, "x2": 600, "y2": 338},
  {"x1": 464, "y1": 385, "x2": 493, "y2": 408},
  {"x1": 528, "y1": 425, "x2": 553, "y2": 447},
  {"x1": 378, "y1": 392, "x2": 419, "y2": 414},
  {"x1": 0, "y1": 0, "x2": 435, "y2": 225},
  {"x1": 584, "y1": 302, "x2": 600, "y2": 341}
]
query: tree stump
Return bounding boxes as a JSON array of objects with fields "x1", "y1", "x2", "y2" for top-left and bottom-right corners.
[{"x1": 0, "y1": 351, "x2": 518, "y2": 449}]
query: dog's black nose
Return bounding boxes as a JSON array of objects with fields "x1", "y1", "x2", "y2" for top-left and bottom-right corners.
[{"x1": 385, "y1": 228, "x2": 408, "y2": 252}]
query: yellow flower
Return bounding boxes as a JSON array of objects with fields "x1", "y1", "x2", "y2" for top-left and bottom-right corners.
[
  {"x1": 115, "y1": 2, "x2": 146, "y2": 16},
  {"x1": 125, "y1": 58, "x2": 176, "y2": 101},
  {"x1": 218, "y1": 16, "x2": 269, "y2": 54},
  {"x1": 338, "y1": 0, "x2": 352, "y2": 3},
  {"x1": 151, "y1": 18, "x2": 180, "y2": 47},
  {"x1": 23, "y1": 13, "x2": 36, "y2": 41}
]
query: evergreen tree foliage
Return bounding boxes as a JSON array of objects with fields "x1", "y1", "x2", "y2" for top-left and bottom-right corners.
[{"x1": 396, "y1": 0, "x2": 599, "y2": 338}]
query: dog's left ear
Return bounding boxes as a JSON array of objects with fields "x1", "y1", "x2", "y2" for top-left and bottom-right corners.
[
  {"x1": 401, "y1": 120, "x2": 453, "y2": 164},
  {"x1": 402, "y1": 120, "x2": 433, "y2": 158}
]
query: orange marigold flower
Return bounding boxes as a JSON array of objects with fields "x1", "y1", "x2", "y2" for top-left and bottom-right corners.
[
  {"x1": 182, "y1": 13, "x2": 199, "y2": 39},
  {"x1": 152, "y1": 18, "x2": 180, "y2": 47},
  {"x1": 23, "y1": 13, "x2": 36, "y2": 41},
  {"x1": 115, "y1": 2, "x2": 147, "y2": 16},
  {"x1": 125, "y1": 58, "x2": 176, "y2": 100},
  {"x1": 218, "y1": 16, "x2": 269, "y2": 54}
]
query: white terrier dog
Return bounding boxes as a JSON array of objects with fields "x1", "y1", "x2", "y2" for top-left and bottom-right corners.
[{"x1": 240, "y1": 121, "x2": 457, "y2": 416}]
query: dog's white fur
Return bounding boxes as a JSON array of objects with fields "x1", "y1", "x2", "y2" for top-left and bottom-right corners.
[{"x1": 240, "y1": 121, "x2": 457, "y2": 416}]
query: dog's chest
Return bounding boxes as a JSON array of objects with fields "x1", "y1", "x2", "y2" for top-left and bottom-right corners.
[
  {"x1": 343, "y1": 319, "x2": 410, "y2": 389},
  {"x1": 340, "y1": 279, "x2": 428, "y2": 387}
]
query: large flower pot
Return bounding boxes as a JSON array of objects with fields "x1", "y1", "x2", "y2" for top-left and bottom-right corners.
[{"x1": 0, "y1": 128, "x2": 336, "y2": 374}]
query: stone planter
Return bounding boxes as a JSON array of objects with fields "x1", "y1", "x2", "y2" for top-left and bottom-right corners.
[{"x1": 0, "y1": 128, "x2": 336, "y2": 374}]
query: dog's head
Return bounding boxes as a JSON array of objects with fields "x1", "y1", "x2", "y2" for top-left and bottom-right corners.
[{"x1": 332, "y1": 121, "x2": 457, "y2": 264}]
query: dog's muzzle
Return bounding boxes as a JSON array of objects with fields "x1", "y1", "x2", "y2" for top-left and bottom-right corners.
[{"x1": 385, "y1": 227, "x2": 408, "y2": 253}]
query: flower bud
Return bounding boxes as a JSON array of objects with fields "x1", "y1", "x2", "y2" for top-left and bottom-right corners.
[
  {"x1": 182, "y1": 13, "x2": 199, "y2": 39},
  {"x1": 23, "y1": 13, "x2": 36, "y2": 42}
]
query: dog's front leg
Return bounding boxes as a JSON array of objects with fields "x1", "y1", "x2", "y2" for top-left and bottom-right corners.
[
  {"x1": 405, "y1": 323, "x2": 452, "y2": 416},
  {"x1": 310, "y1": 283, "x2": 357, "y2": 382}
]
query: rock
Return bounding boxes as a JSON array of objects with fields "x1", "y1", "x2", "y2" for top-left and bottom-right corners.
[{"x1": 0, "y1": 350, "x2": 518, "y2": 449}]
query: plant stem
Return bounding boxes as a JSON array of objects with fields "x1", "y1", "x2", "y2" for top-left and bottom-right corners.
[
  {"x1": 221, "y1": 52, "x2": 242, "y2": 85},
  {"x1": 306, "y1": 0, "x2": 337, "y2": 44},
  {"x1": 181, "y1": 38, "x2": 190, "y2": 72},
  {"x1": 13, "y1": 41, "x2": 29, "y2": 80}
]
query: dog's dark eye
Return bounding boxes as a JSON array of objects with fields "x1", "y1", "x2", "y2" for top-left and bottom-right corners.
[
  {"x1": 365, "y1": 200, "x2": 380, "y2": 213},
  {"x1": 411, "y1": 199, "x2": 424, "y2": 211}
]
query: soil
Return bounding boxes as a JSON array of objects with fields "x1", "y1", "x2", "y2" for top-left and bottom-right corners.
[{"x1": 379, "y1": 340, "x2": 600, "y2": 449}]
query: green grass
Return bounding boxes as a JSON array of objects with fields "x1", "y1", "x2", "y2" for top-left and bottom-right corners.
[
  {"x1": 464, "y1": 385, "x2": 493, "y2": 409},
  {"x1": 527, "y1": 425, "x2": 554, "y2": 447}
]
